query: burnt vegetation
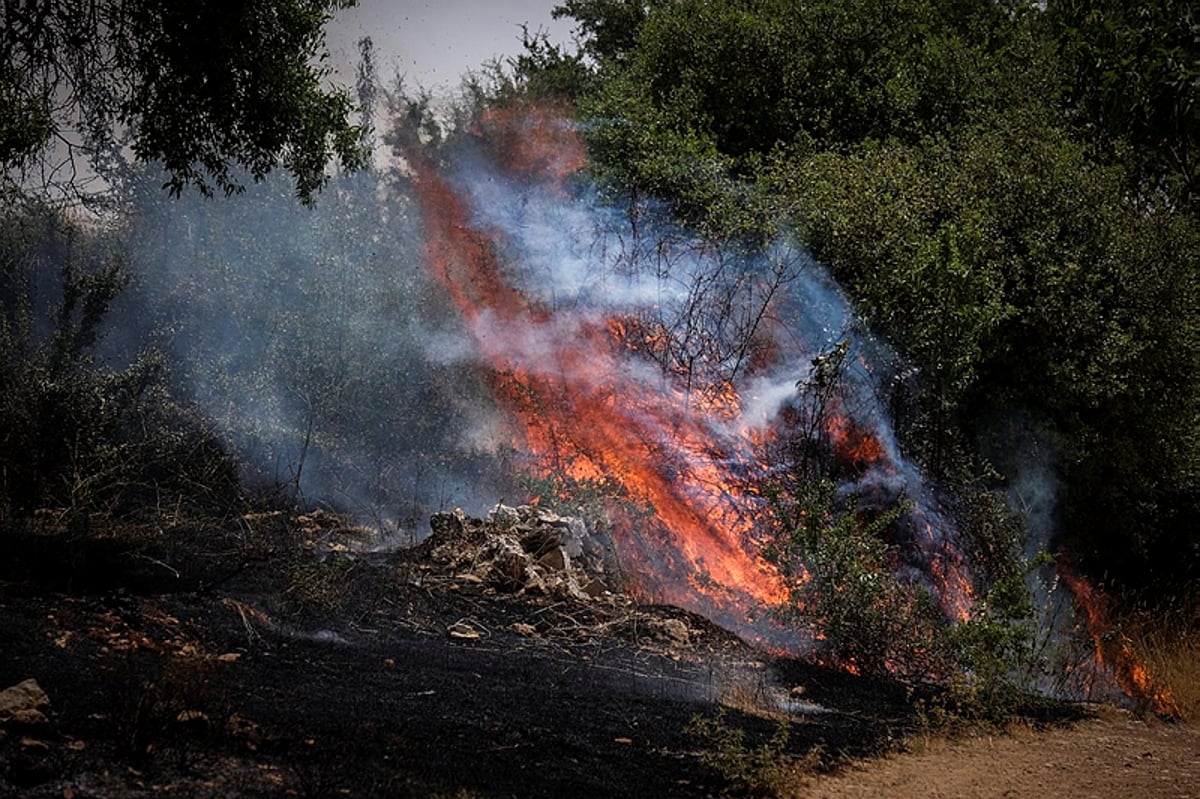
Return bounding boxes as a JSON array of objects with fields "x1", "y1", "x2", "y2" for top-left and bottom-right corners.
[{"x1": 1, "y1": 0, "x2": 1197, "y2": 796}]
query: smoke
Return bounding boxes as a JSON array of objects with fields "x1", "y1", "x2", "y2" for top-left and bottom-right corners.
[
  {"x1": 985, "y1": 420, "x2": 1108, "y2": 701},
  {"x1": 50, "y1": 101, "x2": 974, "y2": 653},
  {"x1": 67, "y1": 100, "x2": 1173, "y2": 706},
  {"x1": 100, "y1": 169, "x2": 520, "y2": 531},
  {"x1": 405, "y1": 114, "x2": 981, "y2": 632}
]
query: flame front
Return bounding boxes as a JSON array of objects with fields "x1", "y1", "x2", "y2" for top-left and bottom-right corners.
[
  {"x1": 408, "y1": 125, "x2": 791, "y2": 643},
  {"x1": 402, "y1": 107, "x2": 1182, "y2": 715},
  {"x1": 407, "y1": 106, "x2": 981, "y2": 651}
]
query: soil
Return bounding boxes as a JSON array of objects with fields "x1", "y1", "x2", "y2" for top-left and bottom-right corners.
[
  {"x1": 0, "y1": 512, "x2": 1195, "y2": 798},
  {"x1": 807, "y1": 709, "x2": 1200, "y2": 798}
]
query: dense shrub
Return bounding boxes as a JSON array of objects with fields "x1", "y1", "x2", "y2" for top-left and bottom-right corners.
[{"x1": 0, "y1": 200, "x2": 240, "y2": 519}]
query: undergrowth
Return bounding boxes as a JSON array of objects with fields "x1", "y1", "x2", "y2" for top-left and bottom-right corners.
[
  {"x1": 1119, "y1": 588, "x2": 1200, "y2": 721},
  {"x1": 685, "y1": 709, "x2": 823, "y2": 797}
]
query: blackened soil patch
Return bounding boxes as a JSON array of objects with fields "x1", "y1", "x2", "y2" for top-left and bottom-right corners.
[{"x1": 0, "y1": 518, "x2": 937, "y2": 797}]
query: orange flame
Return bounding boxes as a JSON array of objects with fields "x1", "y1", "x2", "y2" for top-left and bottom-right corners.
[
  {"x1": 408, "y1": 106, "x2": 981, "y2": 655},
  {"x1": 1057, "y1": 560, "x2": 1182, "y2": 717},
  {"x1": 824, "y1": 414, "x2": 886, "y2": 471},
  {"x1": 470, "y1": 102, "x2": 587, "y2": 189},
  {"x1": 409, "y1": 120, "x2": 790, "y2": 641},
  {"x1": 915, "y1": 516, "x2": 975, "y2": 623}
]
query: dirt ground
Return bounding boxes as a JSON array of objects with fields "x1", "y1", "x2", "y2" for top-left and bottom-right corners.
[{"x1": 807, "y1": 708, "x2": 1200, "y2": 799}]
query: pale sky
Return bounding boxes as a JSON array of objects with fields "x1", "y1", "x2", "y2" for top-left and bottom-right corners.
[{"x1": 326, "y1": 0, "x2": 577, "y2": 94}]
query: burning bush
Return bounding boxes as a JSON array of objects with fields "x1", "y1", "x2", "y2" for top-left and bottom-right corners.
[
  {"x1": 765, "y1": 482, "x2": 950, "y2": 681},
  {"x1": 764, "y1": 478, "x2": 1041, "y2": 721},
  {"x1": 756, "y1": 339, "x2": 1039, "y2": 706}
]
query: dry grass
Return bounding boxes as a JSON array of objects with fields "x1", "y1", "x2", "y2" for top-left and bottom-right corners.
[{"x1": 1120, "y1": 590, "x2": 1200, "y2": 721}]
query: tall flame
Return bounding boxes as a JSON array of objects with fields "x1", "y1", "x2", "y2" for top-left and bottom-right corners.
[
  {"x1": 399, "y1": 106, "x2": 1182, "y2": 714},
  {"x1": 406, "y1": 106, "x2": 978, "y2": 649},
  {"x1": 409, "y1": 138, "x2": 789, "y2": 643}
]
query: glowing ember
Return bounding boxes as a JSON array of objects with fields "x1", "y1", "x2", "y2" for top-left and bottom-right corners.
[
  {"x1": 825, "y1": 414, "x2": 886, "y2": 471},
  {"x1": 913, "y1": 512, "x2": 975, "y2": 623}
]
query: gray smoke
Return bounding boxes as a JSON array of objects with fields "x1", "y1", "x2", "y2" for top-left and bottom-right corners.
[{"x1": 101, "y1": 168, "x2": 518, "y2": 532}]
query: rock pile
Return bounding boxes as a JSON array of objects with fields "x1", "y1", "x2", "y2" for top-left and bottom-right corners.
[{"x1": 424, "y1": 505, "x2": 616, "y2": 601}]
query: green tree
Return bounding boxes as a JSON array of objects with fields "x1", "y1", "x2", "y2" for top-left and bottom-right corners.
[
  {"x1": 553, "y1": 0, "x2": 654, "y2": 65},
  {"x1": 559, "y1": 0, "x2": 1200, "y2": 588},
  {"x1": 1, "y1": 0, "x2": 365, "y2": 203},
  {"x1": 565, "y1": 0, "x2": 1030, "y2": 237},
  {"x1": 774, "y1": 110, "x2": 1200, "y2": 584},
  {"x1": 1044, "y1": 0, "x2": 1199, "y2": 209}
]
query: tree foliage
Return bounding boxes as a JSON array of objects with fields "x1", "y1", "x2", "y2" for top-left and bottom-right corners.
[
  {"x1": 1044, "y1": 0, "x2": 1199, "y2": 209},
  {"x1": 1, "y1": 0, "x2": 365, "y2": 203},
  {"x1": 547, "y1": 0, "x2": 1200, "y2": 588}
]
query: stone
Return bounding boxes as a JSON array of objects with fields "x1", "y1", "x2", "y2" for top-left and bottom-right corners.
[
  {"x1": 479, "y1": 536, "x2": 531, "y2": 592},
  {"x1": 447, "y1": 621, "x2": 482, "y2": 640},
  {"x1": 0, "y1": 679, "x2": 50, "y2": 728},
  {"x1": 429, "y1": 509, "x2": 467, "y2": 539},
  {"x1": 561, "y1": 517, "x2": 587, "y2": 559},
  {"x1": 538, "y1": 546, "x2": 570, "y2": 572},
  {"x1": 580, "y1": 578, "x2": 608, "y2": 598},
  {"x1": 486, "y1": 503, "x2": 522, "y2": 528},
  {"x1": 651, "y1": 618, "x2": 691, "y2": 646}
]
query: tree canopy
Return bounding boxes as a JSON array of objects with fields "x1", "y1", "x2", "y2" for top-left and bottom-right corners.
[
  {"x1": 1, "y1": 0, "x2": 365, "y2": 203},
  {"x1": 542, "y1": 0, "x2": 1200, "y2": 589}
]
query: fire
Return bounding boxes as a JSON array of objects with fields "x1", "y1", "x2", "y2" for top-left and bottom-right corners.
[
  {"x1": 825, "y1": 414, "x2": 886, "y2": 471},
  {"x1": 408, "y1": 125, "x2": 792, "y2": 645},
  {"x1": 1057, "y1": 559, "x2": 1182, "y2": 718},
  {"x1": 401, "y1": 105, "x2": 1184, "y2": 714},
  {"x1": 914, "y1": 515, "x2": 975, "y2": 623},
  {"x1": 406, "y1": 105, "x2": 981, "y2": 653},
  {"x1": 470, "y1": 102, "x2": 587, "y2": 189}
]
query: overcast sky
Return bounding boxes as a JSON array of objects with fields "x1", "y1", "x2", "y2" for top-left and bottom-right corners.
[{"x1": 326, "y1": 0, "x2": 576, "y2": 94}]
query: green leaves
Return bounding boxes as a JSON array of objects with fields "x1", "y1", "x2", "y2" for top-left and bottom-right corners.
[
  {"x1": 767, "y1": 481, "x2": 949, "y2": 680},
  {"x1": 559, "y1": 0, "x2": 1200, "y2": 587},
  {"x1": 1045, "y1": 0, "x2": 1199, "y2": 209},
  {"x1": 3, "y1": 0, "x2": 365, "y2": 204}
]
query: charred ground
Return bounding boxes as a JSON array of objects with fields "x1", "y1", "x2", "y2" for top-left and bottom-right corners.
[{"x1": 0, "y1": 508, "x2": 1082, "y2": 798}]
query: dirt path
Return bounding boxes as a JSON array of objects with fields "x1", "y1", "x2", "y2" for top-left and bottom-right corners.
[{"x1": 808, "y1": 709, "x2": 1200, "y2": 799}]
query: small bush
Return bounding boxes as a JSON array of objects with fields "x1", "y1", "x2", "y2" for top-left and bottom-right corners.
[
  {"x1": 765, "y1": 481, "x2": 953, "y2": 681},
  {"x1": 0, "y1": 200, "x2": 241, "y2": 521},
  {"x1": 685, "y1": 710, "x2": 819, "y2": 797},
  {"x1": 761, "y1": 340, "x2": 1036, "y2": 720}
]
